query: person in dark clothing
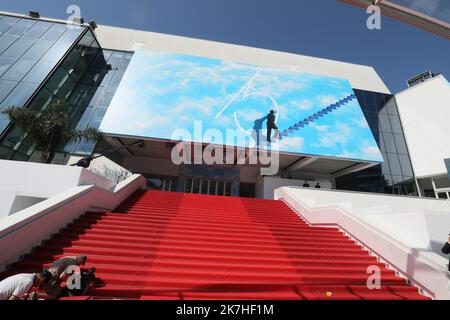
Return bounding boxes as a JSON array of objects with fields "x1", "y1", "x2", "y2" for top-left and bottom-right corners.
[
  {"x1": 303, "y1": 181, "x2": 310, "y2": 188},
  {"x1": 315, "y1": 182, "x2": 321, "y2": 189},
  {"x1": 266, "y1": 110, "x2": 279, "y2": 143},
  {"x1": 442, "y1": 234, "x2": 450, "y2": 271}
]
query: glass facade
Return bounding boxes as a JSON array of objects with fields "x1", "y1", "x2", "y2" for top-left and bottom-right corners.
[
  {"x1": 65, "y1": 50, "x2": 133, "y2": 155},
  {"x1": 336, "y1": 90, "x2": 418, "y2": 196},
  {"x1": 0, "y1": 14, "x2": 84, "y2": 136},
  {"x1": 0, "y1": 14, "x2": 132, "y2": 160}
]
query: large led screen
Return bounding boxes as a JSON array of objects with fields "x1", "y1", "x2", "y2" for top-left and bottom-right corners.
[{"x1": 100, "y1": 49, "x2": 384, "y2": 163}]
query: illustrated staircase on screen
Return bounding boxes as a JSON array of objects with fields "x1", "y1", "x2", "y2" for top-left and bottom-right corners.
[
  {"x1": 2, "y1": 190, "x2": 429, "y2": 300},
  {"x1": 280, "y1": 94, "x2": 357, "y2": 139}
]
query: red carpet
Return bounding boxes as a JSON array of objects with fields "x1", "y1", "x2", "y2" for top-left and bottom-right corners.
[{"x1": 3, "y1": 190, "x2": 428, "y2": 300}]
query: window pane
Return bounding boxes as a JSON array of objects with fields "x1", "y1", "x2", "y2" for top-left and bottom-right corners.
[
  {"x1": 0, "y1": 82, "x2": 38, "y2": 108},
  {"x1": 22, "y1": 21, "x2": 52, "y2": 39},
  {"x1": 192, "y1": 179, "x2": 200, "y2": 194},
  {"x1": 22, "y1": 59, "x2": 55, "y2": 84},
  {"x1": 185, "y1": 178, "x2": 193, "y2": 193},
  {"x1": 0, "y1": 79, "x2": 17, "y2": 103},
  {"x1": 2, "y1": 37, "x2": 36, "y2": 58},
  {"x1": 225, "y1": 182, "x2": 232, "y2": 196},
  {"x1": 58, "y1": 27, "x2": 83, "y2": 43},
  {"x1": 41, "y1": 40, "x2": 71, "y2": 62},
  {"x1": 27, "y1": 87, "x2": 53, "y2": 112},
  {"x1": 399, "y1": 155, "x2": 414, "y2": 177},
  {"x1": 4, "y1": 19, "x2": 36, "y2": 37},
  {"x1": 201, "y1": 180, "x2": 209, "y2": 194},
  {"x1": 382, "y1": 132, "x2": 397, "y2": 153},
  {"x1": 209, "y1": 181, "x2": 217, "y2": 195},
  {"x1": 393, "y1": 134, "x2": 408, "y2": 155},
  {"x1": 0, "y1": 16, "x2": 18, "y2": 33},
  {"x1": 0, "y1": 35, "x2": 18, "y2": 54},
  {"x1": 389, "y1": 116, "x2": 403, "y2": 134},
  {"x1": 41, "y1": 23, "x2": 66, "y2": 41},
  {"x1": 218, "y1": 181, "x2": 225, "y2": 196},
  {"x1": 22, "y1": 39, "x2": 54, "y2": 60},
  {"x1": 379, "y1": 114, "x2": 392, "y2": 132},
  {"x1": 1, "y1": 58, "x2": 37, "y2": 81},
  {"x1": 0, "y1": 56, "x2": 16, "y2": 77},
  {"x1": 387, "y1": 153, "x2": 403, "y2": 176}
]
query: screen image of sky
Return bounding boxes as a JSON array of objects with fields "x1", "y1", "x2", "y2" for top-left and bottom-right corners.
[{"x1": 100, "y1": 49, "x2": 384, "y2": 163}]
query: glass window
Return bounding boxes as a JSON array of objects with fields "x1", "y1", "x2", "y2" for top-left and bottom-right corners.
[
  {"x1": 107, "y1": 52, "x2": 124, "y2": 69},
  {"x1": 2, "y1": 36, "x2": 36, "y2": 58},
  {"x1": 55, "y1": 73, "x2": 77, "y2": 100},
  {"x1": 41, "y1": 40, "x2": 71, "y2": 62},
  {"x1": 1, "y1": 58, "x2": 37, "y2": 82},
  {"x1": 386, "y1": 99, "x2": 399, "y2": 115},
  {"x1": 217, "y1": 181, "x2": 225, "y2": 196},
  {"x1": 58, "y1": 27, "x2": 83, "y2": 43},
  {"x1": 22, "y1": 59, "x2": 55, "y2": 84},
  {"x1": 4, "y1": 19, "x2": 36, "y2": 37},
  {"x1": 389, "y1": 116, "x2": 403, "y2": 134},
  {"x1": 0, "y1": 79, "x2": 17, "y2": 103},
  {"x1": 66, "y1": 57, "x2": 88, "y2": 81},
  {"x1": 0, "y1": 35, "x2": 18, "y2": 54},
  {"x1": 381, "y1": 159, "x2": 391, "y2": 175},
  {"x1": 399, "y1": 155, "x2": 414, "y2": 177},
  {"x1": 382, "y1": 132, "x2": 397, "y2": 153},
  {"x1": 209, "y1": 180, "x2": 217, "y2": 195},
  {"x1": 67, "y1": 84, "x2": 92, "y2": 106},
  {"x1": 22, "y1": 39, "x2": 54, "y2": 60},
  {"x1": 0, "y1": 56, "x2": 16, "y2": 77},
  {"x1": 185, "y1": 178, "x2": 193, "y2": 193},
  {"x1": 109, "y1": 70, "x2": 125, "y2": 87},
  {"x1": 0, "y1": 16, "x2": 18, "y2": 34},
  {"x1": 22, "y1": 21, "x2": 53, "y2": 39},
  {"x1": 75, "y1": 106, "x2": 94, "y2": 130},
  {"x1": 201, "y1": 180, "x2": 209, "y2": 194},
  {"x1": 27, "y1": 87, "x2": 53, "y2": 112},
  {"x1": 0, "y1": 82, "x2": 38, "y2": 108},
  {"x1": 387, "y1": 153, "x2": 403, "y2": 176},
  {"x1": 41, "y1": 23, "x2": 67, "y2": 41},
  {"x1": 192, "y1": 179, "x2": 200, "y2": 194},
  {"x1": 393, "y1": 134, "x2": 408, "y2": 155},
  {"x1": 379, "y1": 114, "x2": 392, "y2": 132},
  {"x1": 225, "y1": 182, "x2": 232, "y2": 196}
]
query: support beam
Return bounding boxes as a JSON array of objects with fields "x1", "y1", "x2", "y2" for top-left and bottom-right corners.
[
  {"x1": 286, "y1": 157, "x2": 319, "y2": 172},
  {"x1": 332, "y1": 162, "x2": 376, "y2": 178}
]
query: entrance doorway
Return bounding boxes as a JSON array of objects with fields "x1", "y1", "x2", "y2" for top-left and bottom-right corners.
[{"x1": 184, "y1": 178, "x2": 233, "y2": 196}]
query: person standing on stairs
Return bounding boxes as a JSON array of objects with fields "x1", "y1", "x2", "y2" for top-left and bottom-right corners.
[
  {"x1": 442, "y1": 234, "x2": 450, "y2": 271},
  {"x1": 266, "y1": 110, "x2": 279, "y2": 143}
]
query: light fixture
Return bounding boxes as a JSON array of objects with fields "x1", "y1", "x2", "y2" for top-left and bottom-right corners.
[
  {"x1": 73, "y1": 16, "x2": 85, "y2": 24},
  {"x1": 29, "y1": 10, "x2": 40, "y2": 19},
  {"x1": 88, "y1": 20, "x2": 98, "y2": 30}
]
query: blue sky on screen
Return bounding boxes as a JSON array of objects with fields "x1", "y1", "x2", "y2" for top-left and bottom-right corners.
[{"x1": 100, "y1": 49, "x2": 384, "y2": 163}]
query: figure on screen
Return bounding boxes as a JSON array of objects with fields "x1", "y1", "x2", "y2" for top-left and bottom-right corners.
[{"x1": 266, "y1": 110, "x2": 279, "y2": 143}]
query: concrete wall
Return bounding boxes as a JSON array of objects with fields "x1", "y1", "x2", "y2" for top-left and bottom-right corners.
[
  {"x1": 94, "y1": 25, "x2": 391, "y2": 94},
  {"x1": 396, "y1": 75, "x2": 450, "y2": 178},
  {"x1": 0, "y1": 160, "x2": 115, "y2": 219}
]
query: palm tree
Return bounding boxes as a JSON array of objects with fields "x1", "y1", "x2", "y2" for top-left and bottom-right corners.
[{"x1": 2, "y1": 100, "x2": 104, "y2": 164}]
